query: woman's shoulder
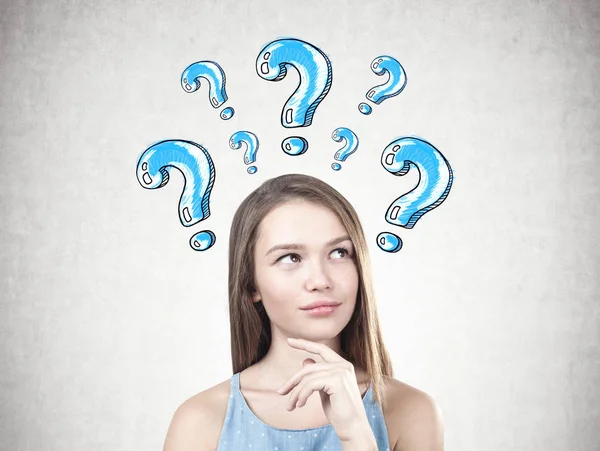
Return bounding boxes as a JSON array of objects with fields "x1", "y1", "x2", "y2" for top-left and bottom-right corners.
[
  {"x1": 162, "y1": 378, "x2": 232, "y2": 451},
  {"x1": 382, "y1": 375, "x2": 445, "y2": 451}
]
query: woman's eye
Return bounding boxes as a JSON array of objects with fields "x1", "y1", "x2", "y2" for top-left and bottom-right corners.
[
  {"x1": 278, "y1": 254, "x2": 300, "y2": 263},
  {"x1": 277, "y1": 247, "x2": 352, "y2": 263},
  {"x1": 331, "y1": 247, "x2": 350, "y2": 258}
]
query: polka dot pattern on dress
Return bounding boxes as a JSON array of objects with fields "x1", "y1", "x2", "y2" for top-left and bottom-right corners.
[{"x1": 215, "y1": 372, "x2": 391, "y2": 450}]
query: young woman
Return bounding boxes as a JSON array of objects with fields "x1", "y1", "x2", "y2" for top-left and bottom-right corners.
[{"x1": 163, "y1": 174, "x2": 444, "y2": 451}]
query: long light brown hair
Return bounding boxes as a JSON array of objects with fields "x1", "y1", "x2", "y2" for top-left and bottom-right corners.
[{"x1": 228, "y1": 173, "x2": 394, "y2": 408}]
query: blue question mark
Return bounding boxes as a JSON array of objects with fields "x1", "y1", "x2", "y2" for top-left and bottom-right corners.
[
  {"x1": 136, "y1": 140, "x2": 217, "y2": 251},
  {"x1": 256, "y1": 38, "x2": 333, "y2": 156},
  {"x1": 376, "y1": 137, "x2": 453, "y2": 253},
  {"x1": 330, "y1": 127, "x2": 359, "y2": 171},
  {"x1": 181, "y1": 61, "x2": 235, "y2": 120},
  {"x1": 229, "y1": 131, "x2": 260, "y2": 174},
  {"x1": 358, "y1": 55, "x2": 407, "y2": 115}
]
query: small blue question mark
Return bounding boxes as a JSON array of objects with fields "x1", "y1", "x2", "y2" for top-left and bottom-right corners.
[
  {"x1": 229, "y1": 131, "x2": 259, "y2": 174},
  {"x1": 376, "y1": 137, "x2": 453, "y2": 253},
  {"x1": 181, "y1": 61, "x2": 235, "y2": 120},
  {"x1": 256, "y1": 38, "x2": 333, "y2": 156},
  {"x1": 358, "y1": 55, "x2": 407, "y2": 115},
  {"x1": 330, "y1": 127, "x2": 359, "y2": 171},
  {"x1": 136, "y1": 140, "x2": 217, "y2": 251}
]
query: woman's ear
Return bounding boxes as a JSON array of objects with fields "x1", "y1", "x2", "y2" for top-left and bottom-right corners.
[{"x1": 250, "y1": 289, "x2": 262, "y2": 303}]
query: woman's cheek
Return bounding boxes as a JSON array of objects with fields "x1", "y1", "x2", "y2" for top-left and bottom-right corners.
[
  {"x1": 334, "y1": 261, "x2": 357, "y2": 277},
  {"x1": 272, "y1": 278, "x2": 295, "y2": 298}
]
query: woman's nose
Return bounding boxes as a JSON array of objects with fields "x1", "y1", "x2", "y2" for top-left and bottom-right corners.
[{"x1": 304, "y1": 259, "x2": 332, "y2": 291}]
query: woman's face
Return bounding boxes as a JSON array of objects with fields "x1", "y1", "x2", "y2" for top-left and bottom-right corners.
[{"x1": 251, "y1": 200, "x2": 359, "y2": 340}]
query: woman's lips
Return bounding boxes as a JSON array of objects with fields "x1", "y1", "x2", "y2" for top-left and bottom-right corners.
[{"x1": 301, "y1": 304, "x2": 340, "y2": 316}]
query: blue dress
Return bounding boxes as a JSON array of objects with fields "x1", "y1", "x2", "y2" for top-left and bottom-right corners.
[{"x1": 216, "y1": 372, "x2": 391, "y2": 450}]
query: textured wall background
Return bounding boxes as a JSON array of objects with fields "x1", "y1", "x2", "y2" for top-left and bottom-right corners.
[{"x1": 1, "y1": 0, "x2": 598, "y2": 450}]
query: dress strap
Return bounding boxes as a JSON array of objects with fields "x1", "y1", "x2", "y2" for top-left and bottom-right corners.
[{"x1": 230, "y1": 372, "x2": 241, "y2": 394}]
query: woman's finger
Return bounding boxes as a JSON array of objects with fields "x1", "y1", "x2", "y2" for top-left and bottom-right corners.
[
  {"x1": 286, "y1": 370, "x2": 338, "y2": 410},
  {"x1": 286, "y1": 337, "x2": 349, "y2": 364},
  {"x1": 277, "y1": 362, "x2": 347, "y2": 395}
]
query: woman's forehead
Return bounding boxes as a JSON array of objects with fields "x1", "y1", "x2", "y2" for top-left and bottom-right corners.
[{"x1": 255, "y1": 202, "x2": 349, "y2": 247}]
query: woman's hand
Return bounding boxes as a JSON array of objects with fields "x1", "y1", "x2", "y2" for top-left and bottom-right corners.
[{"x1": 276, "y1": 338, "x2": 375, "y2": 444}]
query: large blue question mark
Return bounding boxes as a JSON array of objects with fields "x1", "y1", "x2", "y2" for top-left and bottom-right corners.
[
  {"x1": 136, "y1": 140, "x2": 217, "y2": 251},
  {"x1": 376, "y1": 137, "x2": 453, "y2": 253},
  {"x1": 256, "y1": 38, "x2": 333, "y2": 156}
]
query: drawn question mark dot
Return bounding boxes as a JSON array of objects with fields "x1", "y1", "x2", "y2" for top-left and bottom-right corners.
[
  {"x1": 282, "y1": 136, "x2": 308, "y2": 156},
  {"x1": 376, "y1": 232, "x2": 403, "y2": 253},
  {"x1": 229, "y1": 131, "x2": 259, "y2": 173},
  {"x1": 220, "y1": 107, "x2": 235, "y2": 120},
  {"x1": 330, "y1": 127, "x2": 359, "y2": 170},
  {"x1": 378, "y1": 137, "x2": 453, "y2": 252},
  {"x1": 181, "y1": 61, "x2": 234, "y2": 120},
  {"x1": 359, "y1": 55, "x2": 407, "y2": 114},
  {"x1": 358, "y1": 103, "x2": 372, "y2": 115},
  {"x1": 256, "y1": 38, "x2": 333, "y2": 152},
  {"x1": 190, "y1": 230, "x2": 216, "y2": 251},
  {"x1": 136, "y1": 140, "x2": 217, "y2": 251}
]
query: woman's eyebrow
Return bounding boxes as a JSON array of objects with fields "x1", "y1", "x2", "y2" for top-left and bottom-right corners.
[{"x1": 265, "y1": 235, "x2": 351, "y2": 257}]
